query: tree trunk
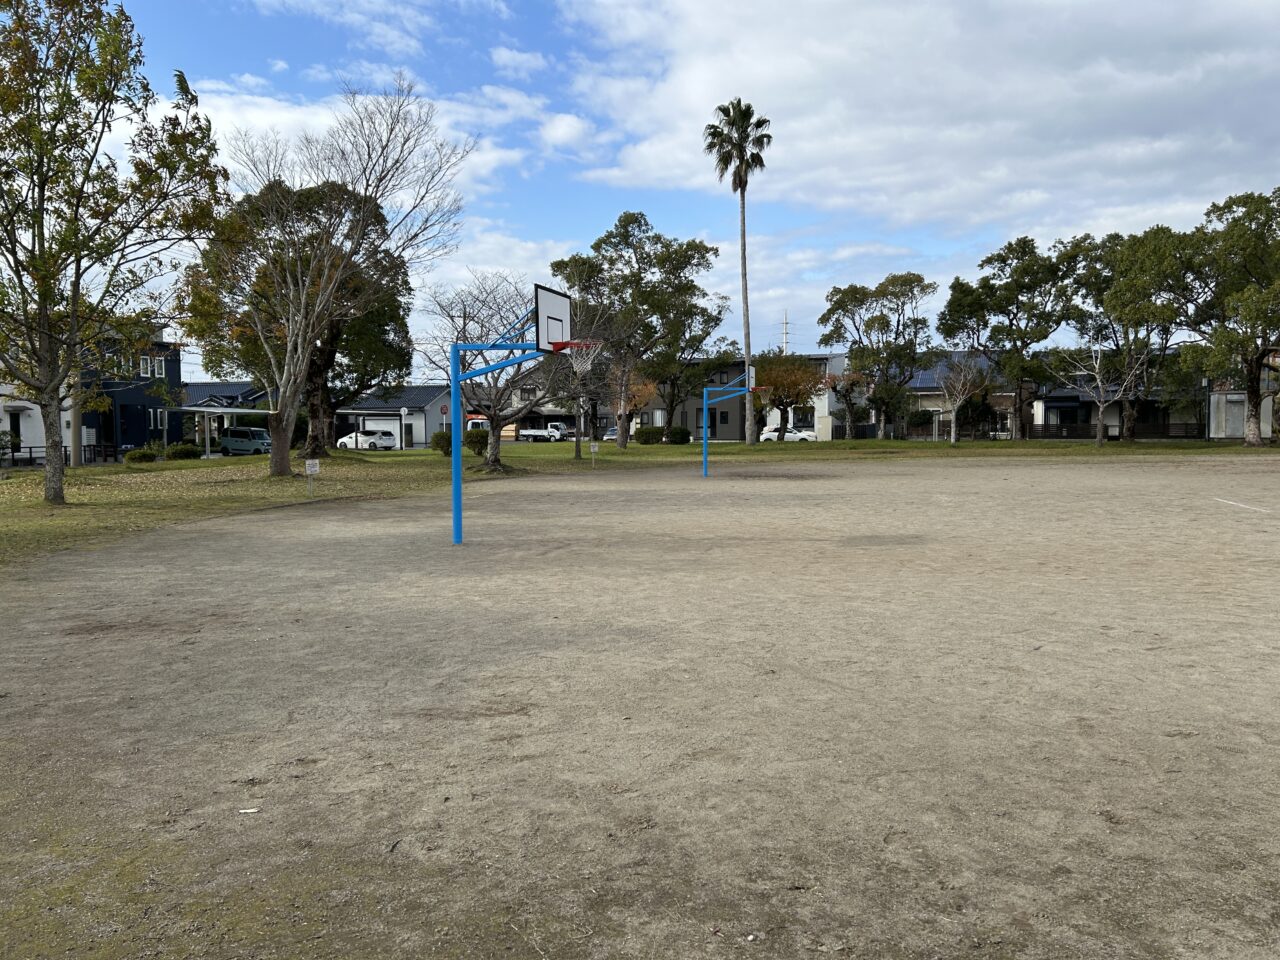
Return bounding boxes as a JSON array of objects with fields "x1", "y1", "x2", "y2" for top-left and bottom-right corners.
[
  {"x1": 843, "y1": 400, "x2": 859, "y2": 441},
  {"x1": 589, "y1": 399, "x2": 599, "y2": 440},
  {"x1": 875, "y1": 410, "x2": 886, "y2": 440},
  {"x1": 573, "y1": 398, "x2": 583, "y2": 461},
  {"x1": 485, "y1": 426, "x2": 503, "y2": 469},
  {"x1": 70, "y1": 399, "x2": 82, "y2": 467},
  {"x1": 778, "y1": 405, "x2": 790, "y2": 440},
  {"x1": 616, "y1": 411, "x2": 632, "y2": 450},
  {"x1": 303, "y1": 371, "x2": 329, "y2": 459},
  {"x1": 40, "y1": 393, "x2": 66, "y2": 504},
  {"x1": 950, "y1": 408, "x2": 959, "y2": 445},
  {"x1": 663, "y1": 405, "x2": 675, "y2": 441},
  {"x1": 1243, "y1": 368, "x2": 1264, "y2": 447},
  {"x1": 1010, "y1": 386, "x2": 1024, "y2": 440},
  {"x1": 1120, "y1": 396, "x2": 1137, "y2": 442},
  {"x1": 739, "y1": 187, "x2": 756, "y2": 446},
  {"x1": 268, "y1": 409, "x2": 295, "y2": 477},
  {"x1": 1096, "y1": 405, "x2": 1108, "y2": 446}
]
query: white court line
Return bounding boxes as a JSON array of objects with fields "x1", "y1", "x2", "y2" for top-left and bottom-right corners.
[{"x1": 1212, "y1": 498, "x2": 1271, "y2": 513}]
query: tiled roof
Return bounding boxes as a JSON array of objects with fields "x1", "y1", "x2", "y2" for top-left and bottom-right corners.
[
  {"x1": 347, "y1": 384, "x2": 450, "y2": 410},
  {"x1": 183, "y1": 382, "x2": 263, "y2": 406}
]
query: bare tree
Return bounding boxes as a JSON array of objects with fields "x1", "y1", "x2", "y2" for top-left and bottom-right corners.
[
  {"x1": 184, "y1": 76, "x2": 469, "y2": 477},
  {"x1": 420, "y1": 270, "x2": 568, "y2": 471},
  {"x1": 1047, "y1": 343, "x2": 1149, "y2": 446},
  {"x1": 936, "y1": 353, "x2": 993, "y2": 445}
]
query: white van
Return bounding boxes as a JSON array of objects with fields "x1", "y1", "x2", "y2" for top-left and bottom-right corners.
[{"x1": 219, "y1": 427, "x2": 272, "y2": 456}]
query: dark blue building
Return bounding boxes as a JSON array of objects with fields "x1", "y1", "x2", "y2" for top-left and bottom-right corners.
[{"x1": 83, "y1": 342, "x2": 184, "y2": 451}]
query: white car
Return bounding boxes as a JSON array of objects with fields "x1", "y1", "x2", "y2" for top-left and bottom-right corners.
[
  {"x1": 337, "y1": 429, "x2": 398, "y2": 450},
  {"x1": 761, "y1": 426, "x2": 816, "y2": 442}
]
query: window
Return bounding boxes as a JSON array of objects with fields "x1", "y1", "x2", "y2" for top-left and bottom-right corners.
[
  {"x1": 152, "y1": 356, "x2": 165, "y2": 379},
  {"x1": 520, "y1": 386, "x2": 537, "y2": 401},
  {"x1": 640, "y1": 412, "x2": 650, "y2": 425},
  {"x1": 139, "y1": 356, "x2": 151, "y2": 378},
  {"x1": 719, "y1": 410, "x2": 729, "y2": 425},
  {"x1": 147, "y1": 409, "x2": 155, "y2": 430},
  {"x1": 718, "y1": 371, "x2": 729, "y2": 384}
]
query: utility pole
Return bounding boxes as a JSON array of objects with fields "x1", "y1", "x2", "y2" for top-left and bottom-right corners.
[{"x1": 782, "y1": 310, "x2": 789, "y2": 354}]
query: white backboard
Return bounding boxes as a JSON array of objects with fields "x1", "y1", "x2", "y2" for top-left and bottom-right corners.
[
  {"x1": 747, "y1": 364, "x2": 757, "y2": 390},
  {"x1": 535, "y1": 284, "x2": 571, "y2": 353}
]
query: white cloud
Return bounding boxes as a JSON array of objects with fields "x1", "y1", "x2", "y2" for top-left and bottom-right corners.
[
  {"x1": 301, "y1": 63, "x2": 334, "y2": 84},
  {"x1": 268, "y1": 58, "x2": 290, "y2": 73},
  {"x1": 251, "y1": 0, "x2": 510, "y2": 58},
  {"x1": 490, "y1": 45, "x2": 548, "y2": 80},
  {"x1": 538, "y1": 113, "x2": 594, "y2": 153},
  {"x1": 558, "y1": 0, "x2": 1280, "y2": 241},
  {"x1": 232, "y1": 73, "x2": 272, "y2": 91}
]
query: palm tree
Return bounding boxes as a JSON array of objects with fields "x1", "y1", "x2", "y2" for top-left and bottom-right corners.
[{"x1": 703, "y1": 97, "x2": 772, "y2": 444}]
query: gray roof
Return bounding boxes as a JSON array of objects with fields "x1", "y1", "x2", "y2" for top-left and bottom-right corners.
[
  {"x1": 348, "y1": 384, "x2": 449, "y2": 410},
  {"x1": 184, "y1": 381, "x2": 264, "y2": 406}
]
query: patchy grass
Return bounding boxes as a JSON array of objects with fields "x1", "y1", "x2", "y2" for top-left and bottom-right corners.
[{"x1": 1, "y1": 438, "x2": 1276, "y2": 566}]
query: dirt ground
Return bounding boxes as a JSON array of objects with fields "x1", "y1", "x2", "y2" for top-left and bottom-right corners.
[{"x1": 2, "y1": 455, "x2": 1279, "y2": 959}]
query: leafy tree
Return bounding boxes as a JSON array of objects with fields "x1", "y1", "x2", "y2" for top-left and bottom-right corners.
[
  {"x1": 938, "y1": 238, "x2": 1081, "y2": 440},
  {"x1": 1068, "y1": 230, "x2": 1181, "y2": 440},
  {"x1": 703, "y1": 97, "x2": 772, "y2": 445},
  {"x1": 643, "y1": 335, "x2": 736, "y2": 441},
  {"x1": 818, "y1": 272, "x2": 942, "y2": 439},
  {"x1": 1202, "y1": 190, "x2": 1280, "y2": 446},
  {"x1": 1154, "y1": 343, "x2": 1212, "y2": 432},
  {"x1": 753, "y1": 348, "x2": 826, "y2": 438},
  {"x1": 302, "y1": 244, "x2": 413, "y2": 457},
  {"x1": 551, "y1": 211, "x2": 723, "y2": 450},
  {"x1": 0, "y1": 0, "x2": 226, "y2": 503},
  {"x1": 182, "y1": 78, "x2": 468, "y2": 477}
]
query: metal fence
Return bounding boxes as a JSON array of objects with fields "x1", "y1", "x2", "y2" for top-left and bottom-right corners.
[{"x1": 1, "y1": 444, "x2": 119, "y2": 467}]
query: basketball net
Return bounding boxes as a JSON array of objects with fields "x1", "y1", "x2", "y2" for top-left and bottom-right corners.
[{"x1": 557, "y1": 340, "x2": 604, "y2": 376}]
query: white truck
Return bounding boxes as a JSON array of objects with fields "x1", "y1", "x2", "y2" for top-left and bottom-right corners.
[{"x1": 517, "y1": 422, "x2": 571, "y2": 442}]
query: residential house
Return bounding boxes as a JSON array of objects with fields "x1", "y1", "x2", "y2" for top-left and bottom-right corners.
[
  {"x1": 2, "y1": 342, "x2": 182, "y2": 463},
  {"x1": 336, "y1": 384, "x2": 452, "y2": 449}
]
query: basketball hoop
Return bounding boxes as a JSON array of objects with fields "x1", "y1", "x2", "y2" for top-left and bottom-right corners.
[
  {"x1": 552, "y1": 339, "x2": 604, "y2": 376},
  {"x1": 751, "y1": 385, "x2": 773, "y2": 407}
]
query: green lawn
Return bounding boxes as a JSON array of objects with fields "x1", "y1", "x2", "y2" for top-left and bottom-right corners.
[{"x1": 1, "y1": 438, "x2": 1275, "y2": 566}]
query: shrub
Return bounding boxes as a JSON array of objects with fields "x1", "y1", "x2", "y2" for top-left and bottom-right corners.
[
  {"x1": 430, "y1": 431, "x2": 451, "y2": 456},
  {"x1": 907, "y1": 410, "x2": 936, "y2": 429},
  {"x1": 463, "y1": 428, "x2": 489, "y2": 456},
  {"x1": 124, "y1": 448, "x2": 157, "y2": 464},
  {"x1": 668, "y1": 426, "x2": 692, "y2": 445},
  {"x1": 635, "y1": 426, "x2": 665, "y2": 445},
  {"x1": 164, "y1": 443, "x2": 202, "y2": 460}
]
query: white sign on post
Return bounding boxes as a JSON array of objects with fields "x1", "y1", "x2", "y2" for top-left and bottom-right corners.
[
  {"x1": 589, "y1": 442, "x2": 599, "y2": 453},
  {"x1": 400, "y1": 407, "x2": 408, "y2": 417},
  {"x1": 305, "y1": 459, "x2": 320, "y2": 475}
]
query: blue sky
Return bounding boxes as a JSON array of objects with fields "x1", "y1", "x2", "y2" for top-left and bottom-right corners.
[{"x1": 124, "y1": 0, "x2": 1280, "y2": 379}]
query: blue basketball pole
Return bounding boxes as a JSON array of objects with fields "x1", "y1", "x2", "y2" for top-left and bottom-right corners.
[
  {"x1": 450, "y1": 343, "x2": 464, "y2": 544},
  {"x1": 449, "y1": 327, "x2": 541, "y2": 544},
  {"x1": 701, "y1": 371, "x2": 752, "y2": 478}
]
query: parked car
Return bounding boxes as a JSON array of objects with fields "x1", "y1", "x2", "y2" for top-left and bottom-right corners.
[
  {"x1": 601, "y1": 426, "x2": 618, "y2": 442},
  {"x1": 760, "y1": 426, "x2": 816, "y2": 442},
  {"x1": 337, "y1": 429, "x2": 398, "y2": 450},
  {"x1": 219, "y1": 427, "x2": 272, "y2": 456}
]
